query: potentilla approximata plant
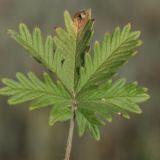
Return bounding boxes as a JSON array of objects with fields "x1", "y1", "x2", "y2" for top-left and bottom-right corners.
[{"x1": 0, "y1": 9, "x2": 149, "y2": 160}]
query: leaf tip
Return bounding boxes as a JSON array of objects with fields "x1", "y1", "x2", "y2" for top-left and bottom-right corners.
[
  {"x1": 138, "y1": 40, "x2": 143, "y2": 46},
  {"x1": 8, "y1": 99, "x2": 14, "y2": 105},
  {"x1": 145, "y1": 94, "x2": 150, "y2": 101},
  {"x1": 136, "y1": 108, "x2": 143, "y2": 114},
  {"x1": 29, "y1": 106, "x2": 35, "y2": 111},
  {"x1": 64, "y1": 10, "x2": 69, "y2": 15},
  {"x1": 48, "y1": 118, "x2": 55, "y2": 126},
  {"x1": 19, "y1": 23, "x2": 26, "y2": 28},
  {"x1": 126, "y1": 22, "x2": 131, "y2": 29}
]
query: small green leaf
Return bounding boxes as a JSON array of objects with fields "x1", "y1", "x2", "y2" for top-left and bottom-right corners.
[
  {"x1": 49, "y1": 105, "x2": 72, "y2": 126},
  {"x1": 88, "y1": 124, "x2": 100, "y2": 141},
  {"x1": 76, "y1": 110, "x2": 87, "y2": 136},
  {"x1": 76, "y1": 108, "x2": 103, "y2": 140}
]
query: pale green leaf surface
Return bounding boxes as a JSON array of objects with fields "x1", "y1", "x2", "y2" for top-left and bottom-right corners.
[
  {"x1": 8, "y1": 24, "x2": 55, "y2": 72},
  {"x1": 77, "y1": 24, "x2": 142, "y2": 93},
  {"x1": 53, "y1": 10, "x2": 94, "y2": 92},
  {"x1": 49, "y1": 105, "x2": 72, "y2": 126},
  {"x1": 76, "y1": 108, "x2": 102, "y2": 140},
  {"x1": 0, "y1": 72, "x2": 71, "y2": 110},
  {"x1": 78, "y1": 79, "x2": 149, "y2": 119}
]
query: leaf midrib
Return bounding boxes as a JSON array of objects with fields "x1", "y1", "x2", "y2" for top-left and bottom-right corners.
[
  {"x1": 79, "y1": 94, "x2": 146, "y2": 102},
  {"x1": 8, "y1": 86, "x2": 69, "y2": 100}
]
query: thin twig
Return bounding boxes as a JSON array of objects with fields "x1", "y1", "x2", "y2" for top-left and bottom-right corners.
[{"x1": 64, "y1": 99, "x2": 77, "y2": 160}]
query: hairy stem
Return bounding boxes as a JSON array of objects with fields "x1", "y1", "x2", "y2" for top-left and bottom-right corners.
[{"x1": 64, "y1": 99, "x2": 77, "y2": 160}]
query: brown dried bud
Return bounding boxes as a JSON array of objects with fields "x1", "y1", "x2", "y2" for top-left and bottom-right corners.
[{"x1": 73, "y1": 10, "x2": 90, "y2": 33}]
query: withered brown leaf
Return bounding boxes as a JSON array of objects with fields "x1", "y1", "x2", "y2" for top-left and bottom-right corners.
[{"x1": 73, "y1": 10, "x2": 90, "y2": 33}]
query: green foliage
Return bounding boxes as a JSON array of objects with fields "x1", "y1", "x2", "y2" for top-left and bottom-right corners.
[
  {"x1": 77, "y1": 24, "x2": 142, "y2": 93},
  {"x1": 49, "y1": 105, "x2": 72, "y2": 126},
  {"x1": 0, "y1": 9, "x2": 149, "y2": 140},
  {"x1": 77, "y1": 79, "x2": 149, "y2": 124},
  {"x1": 76, "y1": 108, "x2": 104, "y2": 140},
  {"x1": 53, "y1": 10, "x2": 94, "y2": 92},
  {"x1": 0, "y1": 72, "x2": 71, "y2": 110},
  {"x1": 8, "y1": 24, "x2": 55, "y2": 72}
]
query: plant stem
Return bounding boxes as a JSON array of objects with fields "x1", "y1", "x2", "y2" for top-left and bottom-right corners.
[{"x1": 64, "y1": 99, "x2": 77, "y2": 160}]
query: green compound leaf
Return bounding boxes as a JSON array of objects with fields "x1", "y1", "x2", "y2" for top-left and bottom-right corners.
[
  {"x1": 0, "y1": 72, "x2": 71, "y2": 110},
  {"x1": 53, "y1": 10, "x2": 94, "y2": 92},
  {"x1": 76, "y1": 79, "x2": 149, "y2": 139},
  {"x1": 8, "y1": 24, "x2": 55, "y2": 72},
  {"x1": 77, "y1": 79, "x2": 150, "y2": 121},
  {"x1": 77, "y1": 24, "x2": 142, "y2": 93}
]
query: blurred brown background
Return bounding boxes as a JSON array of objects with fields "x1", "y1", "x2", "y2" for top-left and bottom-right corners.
[{"x1": 0, "y1": 0, "x2": 159, "y2": 160}]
